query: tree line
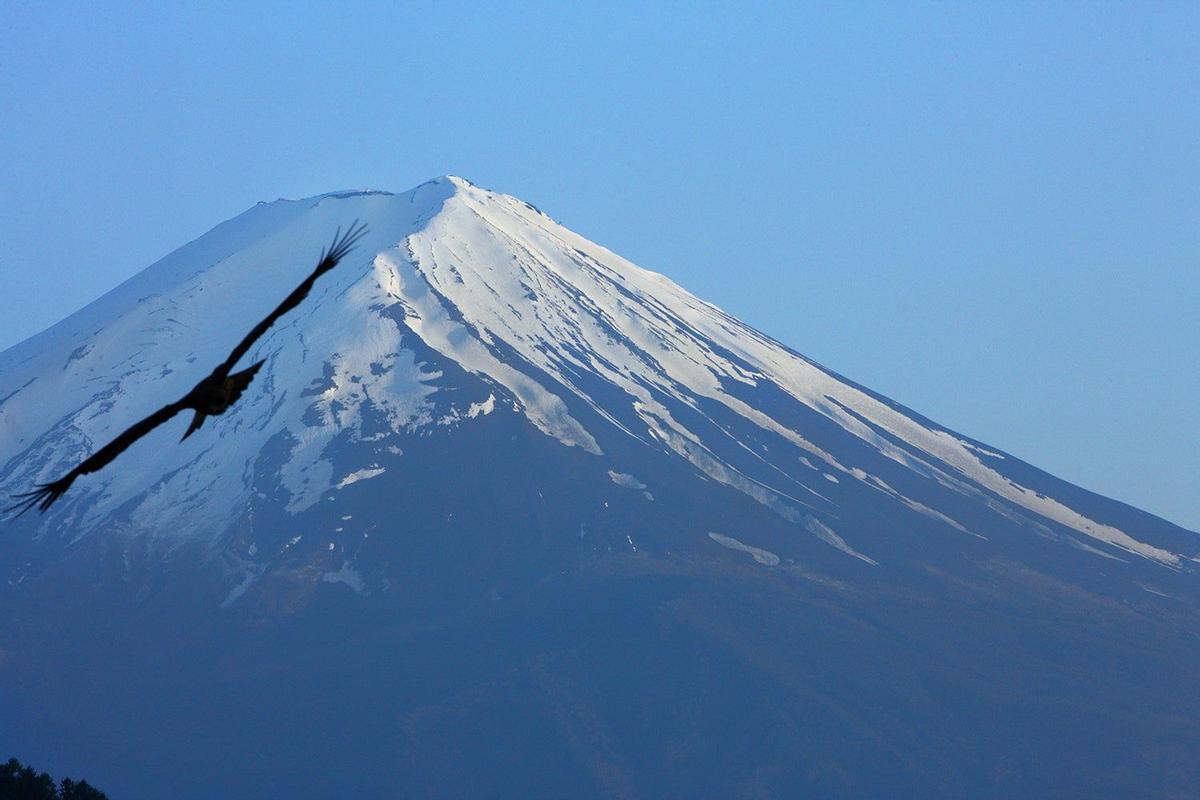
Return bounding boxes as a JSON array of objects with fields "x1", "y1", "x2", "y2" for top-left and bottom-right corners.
[{"x1": 1, "y1": 758, "x2": 108, "y2": 800}]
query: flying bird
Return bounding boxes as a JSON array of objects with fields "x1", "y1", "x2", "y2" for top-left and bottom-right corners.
[{"x1": 5, "y1": 220, "x2": 369, "y2": 517}]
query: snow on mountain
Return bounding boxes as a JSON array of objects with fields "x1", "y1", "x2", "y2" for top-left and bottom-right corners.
[{"x1": 0, "y1": 176, "x2": 1194, "y2": 572}]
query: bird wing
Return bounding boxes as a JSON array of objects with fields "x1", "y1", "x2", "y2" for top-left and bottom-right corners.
[
  {"x1": 6, "y1": 221, "x2": 369, "y2": 518},
  {"x1": 213, "y1": 220, "x2": 369, "y2": 380},
  {"x1": 6, "y1": 399, "x2": 189, "y2": 516},
  {"x1": 69, "y1": 399, "x2": 191, "y2": 478}
]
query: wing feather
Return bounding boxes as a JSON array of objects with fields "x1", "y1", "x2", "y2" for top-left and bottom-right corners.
[
  {"x1": 214, "y1": 220, "x2": 368, "y2": 379},
  {"x1": 5, "y1": 399, "x2": 188, "y2": 517}
]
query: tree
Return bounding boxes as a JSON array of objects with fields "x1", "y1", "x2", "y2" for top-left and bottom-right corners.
[
  {"x1": 0, "y1": 758, "x2": 108, "y2": 800},
  {"x1": 58, "y1": 778, "x2": 108, "y2": 800}
]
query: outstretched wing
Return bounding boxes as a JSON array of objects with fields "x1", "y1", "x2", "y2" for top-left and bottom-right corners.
[
  {"x1": 213, "y1": 220, "x2": 369, "y2": 380},
  {"x1": 6, "y1": 222, "x2": 369, "y2": 518},
  {"x1": 6, "y1": 399, "x2": 189, "y2": 517}
]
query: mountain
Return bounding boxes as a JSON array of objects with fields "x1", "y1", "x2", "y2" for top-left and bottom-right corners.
[{"x1": 1, "y1": 176, "x2": 1197, "y2": 799}]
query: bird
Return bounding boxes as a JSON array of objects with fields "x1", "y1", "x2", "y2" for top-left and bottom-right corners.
[{"x1": 5, "y1": 220, "x2": 369, "y2": 517}]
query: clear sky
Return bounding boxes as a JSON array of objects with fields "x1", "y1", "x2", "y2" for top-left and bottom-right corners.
[{"x1": 2, "y1": 2, "x2": 1196, "y2": 530}]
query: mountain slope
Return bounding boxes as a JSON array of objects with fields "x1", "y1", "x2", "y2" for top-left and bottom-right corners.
[{"x1": 1, "y1": 176, "x2": 1197, "y2": 799}]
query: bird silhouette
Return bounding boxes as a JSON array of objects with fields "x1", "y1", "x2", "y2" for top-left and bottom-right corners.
[{"x1": 5, "y1": 220, "x2": 369, "y2": 517}]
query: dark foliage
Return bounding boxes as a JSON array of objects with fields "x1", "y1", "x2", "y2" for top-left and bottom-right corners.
[{"x1": 0, "y1": 759, "x2": 108, "y2": 800}]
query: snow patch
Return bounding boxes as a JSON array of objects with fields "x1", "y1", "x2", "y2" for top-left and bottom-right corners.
[
  {"x1": 805, "y1": 517, "x2": 877, "y2": 566},
  {"x1": 607, "y1": 470, "x2": 646, "y2": 490},
  {"x1": 707, "y1": 532, "x2": 780, "y2": 566},
  {"x1": 337, "y1": 466, "x2": 385, "y2": 489},
  {"x1": 467, "y1": 393, "x2": 496, "y2": 418}
]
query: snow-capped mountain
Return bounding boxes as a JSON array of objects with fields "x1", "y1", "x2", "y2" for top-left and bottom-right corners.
[
  {"x1": 1, "y1": 176, "x2": 1192, "y2": 571},
  {"x1": 2, "y1": 177, "x2": 1197, "y2": 800}
]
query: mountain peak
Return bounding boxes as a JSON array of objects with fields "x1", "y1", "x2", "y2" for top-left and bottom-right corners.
[
  {"x1": 438, "y1": 174, "x2": 476, "y2": 189},
  {"x1": 407, "y1": 174, "x2": 482, "y2": 199}
]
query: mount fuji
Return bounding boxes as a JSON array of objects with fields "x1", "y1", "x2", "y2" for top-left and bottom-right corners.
[{"x1": 1, "y1": 176, "x2": 1197, "y2": 799}]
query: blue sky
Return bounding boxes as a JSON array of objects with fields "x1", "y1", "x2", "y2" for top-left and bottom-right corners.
[{"x1": 2, "y1": 2, "x2": 1196, "y2": 529}]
